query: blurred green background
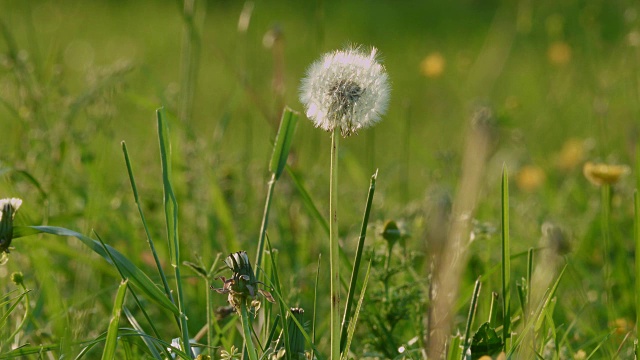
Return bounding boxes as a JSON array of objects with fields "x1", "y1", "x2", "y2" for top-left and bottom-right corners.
[{"x1": 1, "y1": 0, "x2": 640, "y2": 357}]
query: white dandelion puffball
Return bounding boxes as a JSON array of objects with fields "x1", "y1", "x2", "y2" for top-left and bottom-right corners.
[{"x1": 299, "y1": 46, "x2": 390, "y2": 137}]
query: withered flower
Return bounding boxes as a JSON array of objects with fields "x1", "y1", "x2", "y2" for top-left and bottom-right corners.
[
  {"x1": 212, "y1": 251, "x2": 275, "y2": 313},
  {"x1": 583, "y1": 162, "x2": 629, "y2": 186}
]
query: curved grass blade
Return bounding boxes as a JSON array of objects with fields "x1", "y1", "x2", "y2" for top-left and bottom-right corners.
[
  {"x1": 342, "y1": 260, "x2": 372, "y2": 360},
  {"x1": 0, "y1": 344, "x2": 59, "y2": 359},
  {"x1": 123, "y1": 307, "x2": 163, "y2": 360},
  {"x1": 0, "y1": 290, "x2": 29, "y2": 328},
  {"x1": 102, "y1": 279, "x2": 128, "y2": 360},
  {"x1": 462, "y1": 278, "x2": 482, "y2": 356},
  {"x1": 95, "y1": 231, "x2": 172, "y2": 359},
  {"x1": 635, "y1": 190, "x2": 640, "y2": 359},
  {"x1": 122, "y1": 141, "x2": 174, "y2": 304},
  {"x1": 256, "y1": 107, "x2": 299, "y2": 279},
  {"x1": 269, "y1": 107, "x2": 299, "y2": 180},
  {"x1": 27, "y1": 225, "x2": 179, "y2": 315},
  {"x1": 157, "y1": 108, "x2": 191, "y2": 356},
  {"x1": 501, "y1": 165, "x2": 511, "y2": 351},
  {"x1": 340, "y1": 170, "x2": 377, "y2": 352}
]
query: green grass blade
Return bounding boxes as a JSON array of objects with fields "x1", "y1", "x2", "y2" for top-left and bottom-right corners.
[
  {"x1": 94, "y1": 231, "x2": 173, "y2": 359},
  {"x1": 340, "y1": 170, "x2": 377, "y2": 352},
  {"x1": 488, "y1": 291, "x2": 498, "y2": 327},
  {"x1": 312, "y1": 254, "x2": 321, "y2": 360},
  {"x1": 240, "y1": 302, "x2": 258, "y2": 360},
  {"x1": 585, "y1": 331, "x2": 615, "y2": 360},
  {"x1": 0, "y1": 290, "x2": 28, "y2": 328},
  {"x1": 462, "y1": 278, "x2": 481, "y2": 357},
  {"x1": 446, "y1": 334, "x2": 462, "y2": 360},
  {"x1": 526, "y1": 247, "x2": 533, "y2": 319},
  {"x1": 265, "y1": 314, "x2": 281, "y2": 350},
  {"x1": 0, "y1": 344, "x2": 59, "y2": 359},
  {"x1": 123, "y1": 307, "x2": 163, "y2": 360},
  {"x1": 501, "y1": 164, "x2": 511, "y2": 351},
  {"x1": 256, "y1": 107, "x2": 299, "y2": 281},
  {"x1": 122, "y1": 141, "x2": 174, "y2": 303},
  {"x1": 269, "y1": 107, "x2": 299, "y2": 180},
  {"x1": 102, "y1": 279, "x2": 128, "y2": 360},
  {"x1": 635, "y1": 189, "x2": 640, "y2": 359},
  {"x1": 265, "y1": 236, "x2": 291, "y2": 360},
  {"x1": 341, "y1": 260, "x2": 372, "y2": 360},
  {"x1": 27, "y1": 225, "x2": 180, "y2": 315},
  {"x1": 156, "y1": 108, "x2": 191, "y2": 356}
]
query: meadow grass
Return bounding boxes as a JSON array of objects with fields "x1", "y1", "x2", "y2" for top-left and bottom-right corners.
[{"x1": 1, "y1": 1, "x2": 640, "y2": 359}]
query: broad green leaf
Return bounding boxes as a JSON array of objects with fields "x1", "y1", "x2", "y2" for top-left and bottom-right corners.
[{"x1": 471, "y1": 322, "x2": 504, "y2": 357}]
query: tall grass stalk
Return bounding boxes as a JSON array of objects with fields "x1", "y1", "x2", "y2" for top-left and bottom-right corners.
[
  {"x1": 463, "y1": 278, "x2": 482, "y2": 356},
  {"x1": 254, "y1": 107, "x2": 298, "y2": 344},
  {"x1": 157, "y1": 108, "x2": 191, "y2": 357},
  {"x1": 601, "y1": 183, "x2": 613, "y2": 322},
  {"x1": 95, "y1": 230, "x2": 173, "y2": 359},
  {"x1": 102, "y1": 279, "x2": 128, "y2": 360},
  {"x1": 634, "y1": 190, "x2": 639, "y2": 358},
  {"x1": 178, "y1": 0, "x2": 203, "y2": 130},
  {"x1": 330, "y1": 128, "x2": 341, "y2": 360},
  {"x1": 501, "y1": 165, "x2": 511, "y2": 352},
  {"x1": 122, "y1": 142, "x2": 175, "y2": 307},
  {"x1": 255, "y1": 108, "x2": 298, "y2": 277},
  {"x1": 312, "y1": 254, "x2": 321, "y2": 360},
  {"x1": 240, "y1": 302, "x2": 258, "y2": 360},
  {"x1": 340, "y1": 170, "x2": 377, "y2": 352}
]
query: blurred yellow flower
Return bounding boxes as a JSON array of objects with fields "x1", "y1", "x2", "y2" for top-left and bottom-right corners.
[
  {"x1": 583, "y1": 162, "x2": 629, "y2": 186},
  {"x1": 613, "y1": 317, "x2": 631, "y2": 334},
  {"x1": 516, "y1": 165, "x2": 546, "y2": 192},
  {"x1": 574, "y1": 349, "x2": 586, "y2": 360},
  {"x1": 548, "y1": 41, "x2": 572, "y2": 66},
  {"x1": 554, "y1": 138, "x2": 585, "y2": 171},
  {"x1": 420, "y1": 52, "x2": 445, "y2": 78}
]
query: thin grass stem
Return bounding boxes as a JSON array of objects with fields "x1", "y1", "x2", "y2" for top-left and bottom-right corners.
[
  {"x1": 601, "y1": 183, "x2": 614, "y2": 325},
  {"x1": 462, "y1": 278, "x2": 481, "y2": 357},
  {"x1": 634, "y1": 190, "x2": 639, "y2": 359},
  {"x1": 240, "y1": 301, "x2": 258, "y2": 360},
  {"x1": 157, "y1": 108, "x2": 191, "y2": 357},
  {"x1": 122, "y1": 142, "x2": 174, "y2": 305},
  {"x1": 501, "y1": 165, "x2": 511, "y2": 352},
  {"x1": 312, "y1": 254, "x2": 321, "y2": 360},
  {"x1": 340, "y1": 170, "x2": 377, "y2": 352}
]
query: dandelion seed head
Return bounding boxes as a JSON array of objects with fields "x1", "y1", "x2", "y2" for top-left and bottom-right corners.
[{"x1": 299, "y1": 46, "x2": 390, "y2": 137}]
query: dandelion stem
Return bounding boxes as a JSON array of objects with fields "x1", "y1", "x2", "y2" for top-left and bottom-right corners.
[
  {"x1": 602, "y1": 183, "x2": 614, "y2": 322},
  {"x1": 240, "y1": 301, "x2": 258, "y2": 360},
  {"x1": 330, "y1": 128, "x2": 341, "y2": 360}
]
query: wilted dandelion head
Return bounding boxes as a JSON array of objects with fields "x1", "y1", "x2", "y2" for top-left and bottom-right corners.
[
  {"x1": 583, "y1": 162, "x2": 629, "y2": 186},
  {"x1": 0, "y1": 197, "x2": 22, "y2": 256},
  {"x1": 212, "y1": 251, "x2": 274, "y2": 313},
  {"x1": 299, "y1": 45, "x2": 390, "y2": 137}
]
